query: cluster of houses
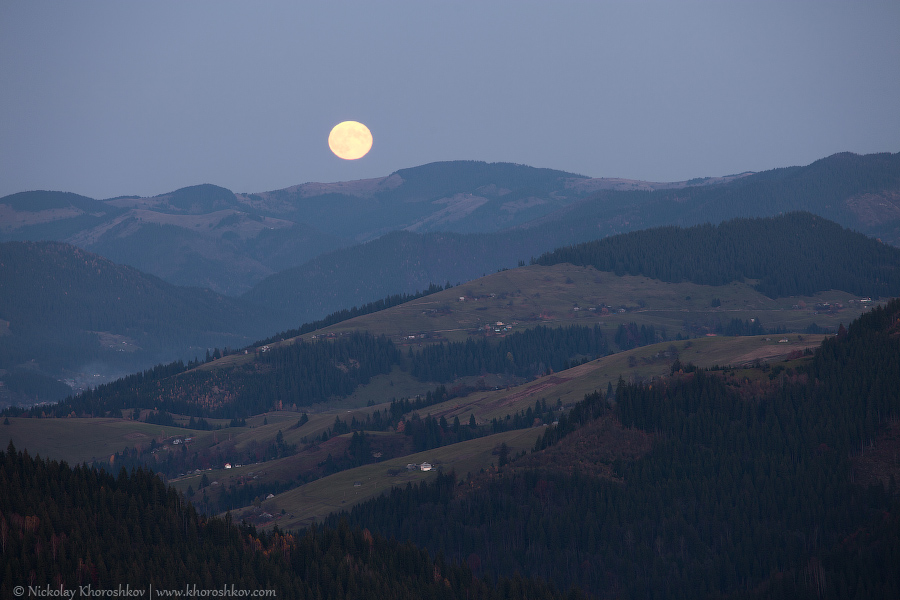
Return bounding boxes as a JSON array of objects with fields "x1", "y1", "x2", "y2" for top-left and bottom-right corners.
[
  {"x1": 406, "y1": 462, "x2": 432, "y2": 471},
  {"x1": 483, "y1": 321, "x2": 513, "y2": 334}
]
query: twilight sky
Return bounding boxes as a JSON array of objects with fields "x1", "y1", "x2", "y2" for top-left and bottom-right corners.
[{"x1": 1, "y1": 2, "x2": 898, "y2": 200}]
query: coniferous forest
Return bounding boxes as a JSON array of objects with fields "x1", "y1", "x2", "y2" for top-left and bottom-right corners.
[{"x1": 0, "y1": 443, "x2": 570, "y2": 599}]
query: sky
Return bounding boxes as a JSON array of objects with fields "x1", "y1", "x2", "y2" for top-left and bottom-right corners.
[{"x1": 1, "y1": 1, "x2": 899, "y2": 200}]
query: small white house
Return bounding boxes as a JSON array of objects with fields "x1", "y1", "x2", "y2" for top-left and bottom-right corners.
[
  {"x1": 420, "y1": 462, "x2": 432, "y2": 472},
  {"x1": 225, "y1": 463, "x2": 232, "y2": 469}
]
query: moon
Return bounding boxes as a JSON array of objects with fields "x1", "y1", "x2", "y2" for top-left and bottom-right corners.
[{"x1": 328, "y1": 121, "x2": 373, "y2": 160}]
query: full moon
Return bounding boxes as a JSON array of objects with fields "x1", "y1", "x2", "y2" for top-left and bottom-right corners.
[{"x1": 328, "y1": 121, "x2": 373, "y2": 160}]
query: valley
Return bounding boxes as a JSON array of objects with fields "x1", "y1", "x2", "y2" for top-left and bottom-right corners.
[{"x1": 2, "y1": 154, "x2": 899, "y2": 599}]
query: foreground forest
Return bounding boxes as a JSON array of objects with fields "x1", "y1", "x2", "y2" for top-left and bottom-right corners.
[{"x1": 0, "y1": 443, "x2": 568, "y2": 600}]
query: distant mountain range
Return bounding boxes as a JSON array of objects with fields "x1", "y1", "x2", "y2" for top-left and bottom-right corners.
[{"x1": 8, "y1": 152, "x2": 897, "y2": 298}]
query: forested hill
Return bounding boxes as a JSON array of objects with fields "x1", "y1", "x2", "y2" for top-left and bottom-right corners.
[
  {"x1": 0, "y1": 242, "x2": 283, "y2": 400},
  {"x1": 0, "y1": 443, "x2": 567, "y2": 599},
  {"x1": 327, "y1": 298, "x2": 900, "y2": 599},
  {"x1": 534, "y1": 212, "x2": 900, "y2": 298},
  {"x1": 33, "y1": 324, "x2": 614, "y2": 419}
]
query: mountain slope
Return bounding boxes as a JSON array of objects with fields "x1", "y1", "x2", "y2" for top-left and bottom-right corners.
[
  {"x1": 0, "y1": 241, "x2": 282, "y2": 404},
  {"x1": 3, "y1": 152, "x2": 897, "y2": 297},
  {"x1": 325, "y1": 298, "x2": 900, "y2": 599}
]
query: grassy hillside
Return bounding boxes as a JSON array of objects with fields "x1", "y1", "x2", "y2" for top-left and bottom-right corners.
[{"x1": 278, "y1": 262, "x2": 864, "y2": 347}]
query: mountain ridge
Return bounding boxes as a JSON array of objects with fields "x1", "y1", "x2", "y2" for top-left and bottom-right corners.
[
  {"x1": 0, "y1": 159, "x2": 762, "y2": 295},
  {"x1": 4, "y1": 152, "x2": 897, "y2": 299}
]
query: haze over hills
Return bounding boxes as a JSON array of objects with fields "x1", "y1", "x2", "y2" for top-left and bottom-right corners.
[
  {"x1": 0, "y1": 241, "x2": 284, "y2": 406},
  {"x1": 3, "y1": 152, "x2": 898, "y2": 297}
]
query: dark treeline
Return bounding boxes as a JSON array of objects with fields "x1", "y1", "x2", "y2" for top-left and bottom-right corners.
[
  {"x1": 613, "y1": 322, "x2": 665, "y2": 349},
  {"x1": 532, "y1": 390, "x2": 609, "y2": 452},
  {"x1": 326, "y1": 299, "x2": 900, "y2": 599},
  {"x1": 255, "y1": 332, "x2": 401, "y2": 409},
  {"x1": 142, "y1": 410, "x2": 215, "y2": 430},
  {"x1": 0, "y1": 444, "x2": 570, "y2": 599},
  {"x1": 401, "y1": 398, "x2": 561, "y2": 455},
  {"x1": 253, "y1": 283, "x2": 448, "y2": 347},
  {"x1": 410, "y1": 324, "x2": 609, "y2": 382},
  {"x1": 314, "y1": 389, "x2": 559, "y2": 458},
  {"x1": 318, "y1": 386, "x2": 457, "y2": 439},
  {"x1": 7, "y1": 359, "x2": 191, "y2": 418},
  {"x1": 534, "y1": 212, "x2": 900, "y2": 298}
]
